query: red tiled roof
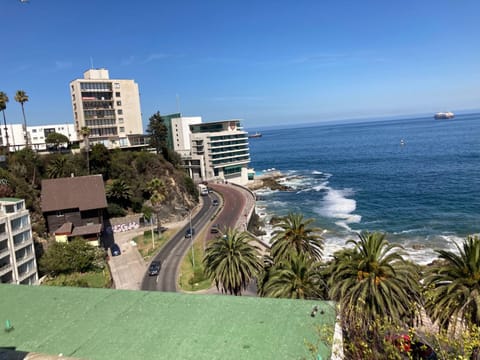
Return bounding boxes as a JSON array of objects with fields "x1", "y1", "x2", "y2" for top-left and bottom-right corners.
[{"x1": 41, "y1": 175, "x2": 107, "y2": 213}]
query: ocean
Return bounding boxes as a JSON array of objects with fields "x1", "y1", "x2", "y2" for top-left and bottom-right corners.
[{"x1": 248, "y1": 114, "x2": 480, "y2": 264}]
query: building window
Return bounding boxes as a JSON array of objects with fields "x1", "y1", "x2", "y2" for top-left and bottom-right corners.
[
  {"x1": 115, "y1": 92, "x2": 121, "y2": 97},
  {"x1": 117, "y1": 109, "x2": 123, "y2": 115},
  {"x1": 32, "y1": 129, "x2": 37, "y2": 133},
  {"x1": 119, "y1": 127, "x2": 125, "y2": 133},
  {"x1": 118, "y1": 118, "x2": 124, "y2": 124},
  {"x1": 114, "y1": 83, "x2": 120, "y2": 89},
  {"x1": 56, "y1": 211, "x2": 63, "y2": 217},
  {"x1": 116, "y1": 101, "x2": 122, "y2": 106}
]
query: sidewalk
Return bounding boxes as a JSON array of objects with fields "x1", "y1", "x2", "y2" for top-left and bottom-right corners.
[{"x1": 108, "y1": 228, "x2": 146, "y2": 290}]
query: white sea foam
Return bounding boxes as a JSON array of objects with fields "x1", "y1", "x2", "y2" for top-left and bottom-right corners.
[
  {"x1": 315, "y1": 188, "x2": 361, "y2": 231},
  {"x1": 255, "y1": 188, "x2": 280, "y2": 196}
]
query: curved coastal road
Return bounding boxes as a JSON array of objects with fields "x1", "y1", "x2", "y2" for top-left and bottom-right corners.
[
  {"x1": 141, "y1": 183, "x2": 250, "y2": 293},
  {"x1": 141, "y1": 194, "x2": 219, "y2": 292}
]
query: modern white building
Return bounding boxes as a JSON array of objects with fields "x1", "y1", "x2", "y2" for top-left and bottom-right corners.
[
  {"x1": 69, "y1": 68, "x2": 144, "y2": 149},
  {"x1": 0, "y1": 198, "x2": 38, "y2": 285},
  {"x1": 165, "y1": 115, "x2": 251, "y2": 185},
  {"x1": 0, "y1": 123, "x2": 77, "y2": 152}
]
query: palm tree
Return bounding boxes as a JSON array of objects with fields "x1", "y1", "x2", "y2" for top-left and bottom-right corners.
[
  {"x1": 80, "y1": 127, "x2": 90, "y2": 174},
  {"x1": 14, "y1": 90, "x2": 29, "y2": 148},
  {"x1": 46, "y1": 156, "x2": 69, "y2": 178},
  {"x1": 329, "y1": 232, "x2": 421, "y2": 331},
  {"x1": 270, "y1": 212, "x2": 324, "y2": 262},
  {"x1": 106, "y1": 179, "x2": 132, "y2": 208},
  {"x1": 260, "y1": 253, "x2": 326, "y2": 299},
  {"x1": 203, "y1": 228, "x2": 262, "y2": 295},
  {"x1": 424, "y1": 236, "x2": 480, "y2": 332},
  {"x1": 0, "y1": 92, "x2": 10, "y2": 150}
]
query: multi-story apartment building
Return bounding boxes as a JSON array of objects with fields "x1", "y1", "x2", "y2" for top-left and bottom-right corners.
[
  {"x1": 166, "y1": 114, "x2": 251, "y2": 185},
  {"x1": 0, "y1": 198, "x2": 38, "y2": 285},
  {"x1": 69, "y1": 68, "x2": 143, "y2": 149},
  {"x1": 190, "y1": 120, "x2": 250, "y2": 184},
  {"x1": 0, "y1": 123, "x2": 77, "y2": 152}
]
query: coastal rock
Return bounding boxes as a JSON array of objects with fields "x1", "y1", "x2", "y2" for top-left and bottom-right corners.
[{"x1": 248, "y1": 172, "x2": 293, "y2": 192}]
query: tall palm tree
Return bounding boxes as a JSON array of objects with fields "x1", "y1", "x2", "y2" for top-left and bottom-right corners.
[
  {"x1": 329, "y1": 232, "x2": 421, "y2": 331},
  {"x1": 260, "y1": 253, "x2": 326, "y2": 299},
  {"x1": 80, "y1": 126, "x2": 90, "y2": 174},
  {"x1": 203, "y1": 228, "x2": 262, "y2": 295},
  {"x1": 0, "y1": 92, "x2": 10, "y2": 150},
  {"x1": 424, "y1": 236, "x2": 480, "y2": 332},
  {"x1": 14, "y1": 90, "x2": 29, "y2": 148},
  {"x1": 270, "y1": 212, "x2": 324, "y2": 262}
]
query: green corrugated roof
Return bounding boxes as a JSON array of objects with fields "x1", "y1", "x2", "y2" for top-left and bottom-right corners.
[{"x1": 0, "y1": 284, "x2": 336, "y2": 360}]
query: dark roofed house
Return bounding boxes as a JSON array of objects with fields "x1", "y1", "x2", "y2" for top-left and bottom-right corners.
[{"x1": 41, "y1": 175, "x2": 107, "y2": 246}]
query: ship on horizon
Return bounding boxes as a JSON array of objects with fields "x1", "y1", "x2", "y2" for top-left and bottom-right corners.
[
  {"x1": 248, "y1": 132, "x2": 262, "y2": 138},
  {"x1": 434, "y1": 111, "x2": 455, "y2": 120}
]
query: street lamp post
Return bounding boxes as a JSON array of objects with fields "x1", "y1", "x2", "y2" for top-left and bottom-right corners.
[
  {"x1": 188, "y1": 208, "x2": 195, "y2": 268},
  {"x1": 150, "y1": 217, "x2": 155, "y2": 249}
]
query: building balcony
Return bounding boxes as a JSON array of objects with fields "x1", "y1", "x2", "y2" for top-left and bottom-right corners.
[
  {"x1": 14, "y1": 239, "x2": 32, "y2": 251},
  {"x1": 18, "y1": 267, "x2": 37, "y2": 282},
  {"x1": 16, "y1": 253, "x2": 34, "y2": 267},
  {"x1": 212, "y1": 157, "x2": 250, "y2": 168},
  {"x1": 0, "y1": 247, "x2": 10, "y2": 259},
  {"x1": 0, "y1": 263, "x2": 12, "y2": 276}
]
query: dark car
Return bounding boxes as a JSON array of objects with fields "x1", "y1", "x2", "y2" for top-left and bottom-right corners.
[
  {"x1": 210, "y1": 224, "x2": 220, "y2": 234},
  {"x1": 212, "y1": 199, "x2": 219, "y2": 206},
  {"x1": 148, "y1": 261, "x2": 161, "y2": 276},
  {"x1": 110, "y1": 243, "x2": 121, "y2": 256},
  {"x1": 185, "y1": 227, "x2": 195, "y2": 238}
]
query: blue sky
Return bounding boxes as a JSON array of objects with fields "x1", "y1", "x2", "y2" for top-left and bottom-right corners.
[{"x1": 2, "y1": 1, "x2": 480, "y2": 130}]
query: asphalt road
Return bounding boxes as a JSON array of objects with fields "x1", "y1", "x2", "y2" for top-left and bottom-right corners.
[{"x1": 141, "y1": 193, "x2": 220, "y2": 292}]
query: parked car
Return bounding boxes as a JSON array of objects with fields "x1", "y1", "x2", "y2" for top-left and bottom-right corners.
[
  {"x1": 110, "y1": 243, "x2": 121, "y2": 256},
  {"x1": 148, "y1": 261, "x2": 161, "y2": 276},
  {"x1": 212, "y1": 199, "x2": 219, "y2": 206},
  {"x1": 210, "y1": 224, "x2": 220, "y2": 234},
  {"x1": 185, "y1": 228, "x2": 195, "y2": 238}
]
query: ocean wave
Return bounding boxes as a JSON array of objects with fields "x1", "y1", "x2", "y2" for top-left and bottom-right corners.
[
  {"x1": 255, "y1": 188, "x2": 280, "y2": 196},
  {"x1": 316, "y1": 187, "x2": 361, "y2": 223}
]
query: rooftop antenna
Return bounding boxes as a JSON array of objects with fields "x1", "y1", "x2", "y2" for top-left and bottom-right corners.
[{"x1": 90, "y1": 57, "x2": 94, "y2": 69}]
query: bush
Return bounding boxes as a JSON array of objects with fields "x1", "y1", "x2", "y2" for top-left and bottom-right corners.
[
  {"x1": 107, "y1": 203, "x2": 127, "y2": 217},
  {"x1": 39, "y1": 239, "x2": 99, "y2": 275}
]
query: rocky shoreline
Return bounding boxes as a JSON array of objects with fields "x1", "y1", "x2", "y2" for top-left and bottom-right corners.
[{"x1": 247, "y1": 171, "x2": 292, "y2": 191}]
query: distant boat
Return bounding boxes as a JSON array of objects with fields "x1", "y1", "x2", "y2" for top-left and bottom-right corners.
[
  {"x1": 248, "y1": 132, "x2": 262, "y2": 138},
  {"x1": 434, "y1": 112, "x2": 454, "y2": 120}
]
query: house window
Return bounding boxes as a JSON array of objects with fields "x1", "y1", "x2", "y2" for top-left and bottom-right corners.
[
  {"x1": 116, "y1": 101, "x2": 121, "y2": 106},
  {"x1": 32, "y1": 129, "x2": 37, "y2": 133},
  {"x1": 115, "y1": 92, "x2": 120, "y2": 97},
  {"x1": 119, "y1": 127, "x2": 125, "y2": 133},
  {"x1": 118, "y1": 118, "x2": 124, "y2": 124},
  {"x1": 56, "y1": 211, "x2": 63, "y2": 217},
  {"x1": 114, "y1": 83, "x2": 120, "y2": 89},
  {"x1": 117, "y1": 109, "x2": 123, "y2": 115}
]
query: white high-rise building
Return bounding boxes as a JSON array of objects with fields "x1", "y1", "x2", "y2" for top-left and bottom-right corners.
[
  {"x1": 166, "y1": 115, "x2": 251, "y2": 185},
  {"x1": 0, "y1": 198, "x2": 38, "y2": 285},
  {"x1": 70, "y1": 69, "x2": 143, "y2": 149}
]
